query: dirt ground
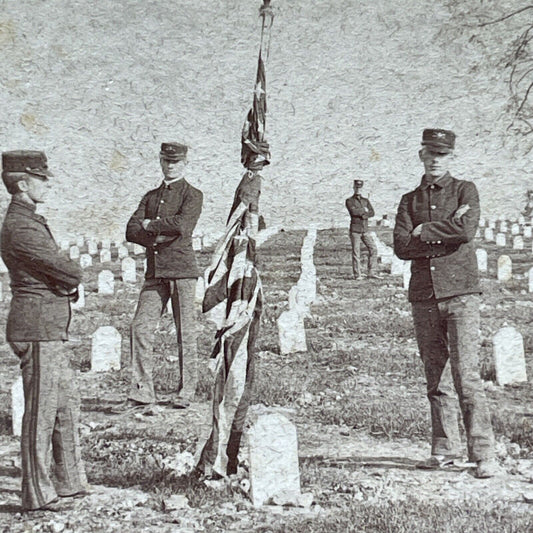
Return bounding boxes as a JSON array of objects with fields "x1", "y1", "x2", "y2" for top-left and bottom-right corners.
[{"x1": 1, "y1": 227, "x2": 533, "y2": 532}]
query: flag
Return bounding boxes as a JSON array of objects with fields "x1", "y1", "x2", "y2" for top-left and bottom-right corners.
[{"x1": 197, "y1": 42, "x2": 271, "y2": 478}]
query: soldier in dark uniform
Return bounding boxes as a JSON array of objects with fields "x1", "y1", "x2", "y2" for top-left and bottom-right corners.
[
  {"x1": 345, "y1": 179, "x2": 378, "y2": 280},
  {"x1": 1, "y1": 151, "x2": 89, "y2": 511},
  {"x1": 117, "y1": 142, "x2": 203, "y2": 414},
  {"x1": 393, "y1": 129, "x2": 499, "y2": 478}
]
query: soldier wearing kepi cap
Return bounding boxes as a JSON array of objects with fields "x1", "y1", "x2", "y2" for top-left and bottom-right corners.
[
  {"x1": 117, "y1": 142, "x2": 203, "y2": 414},
  {"x1": 393, "y1": 129, "x2": 499, "y2": 478},
  {"x1": 345, "y1": 179, "x2": 378, "y2": 280},
  {"x1": 1, "y1": 151, "x2": 89, "y2": 511}
]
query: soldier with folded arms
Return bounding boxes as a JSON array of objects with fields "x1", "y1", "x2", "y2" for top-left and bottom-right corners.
[
  {"x1": 1, "y1": 150, "x2": 89, "y2": 511},
  {"x1": 116, "y1": 142, "x2": 203, "y2": 415},
  {"x1": 393, "y1": 129, "x2": 500, "y2": 478}
]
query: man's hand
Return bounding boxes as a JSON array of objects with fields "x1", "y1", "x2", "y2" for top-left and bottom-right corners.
[
  {"x1": 453, "y1": 204, "x2": 470, "y2": 221},
  {"x1": 142, "y1": 219, "x2": 151, "y2": 230},
  {"x1": 155, "y1": 235, "x2": 169, "y2": 243},
  {"x1": 412, "y1": 224, "x2": 423, "y2": 237}
]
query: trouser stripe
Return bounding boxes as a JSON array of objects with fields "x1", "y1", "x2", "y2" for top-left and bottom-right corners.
[{"x1": 29, "y1": 342, "x2": 45, "y2": 506}]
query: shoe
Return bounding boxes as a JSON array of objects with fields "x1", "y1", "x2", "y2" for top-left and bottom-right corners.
[
  {"x1": 415, "y1": 454, "x2": 461, "y2": 470},
  {"x1": 161, "y1": 397, "x2": 190, "y2": 410},
  {"x1": 475, "y1": 458, "x2": 502, "y2": 478},
  {"x1": 111, "y1": 399, "x2": 153, "y2": 415},
  {"x1": 58, "y1": 487, "x2": 93, "y2": 499}
]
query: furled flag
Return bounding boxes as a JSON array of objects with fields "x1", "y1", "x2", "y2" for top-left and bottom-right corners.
[{"x1": 196, "y1": 0, "x2": 274, "y2": 478}]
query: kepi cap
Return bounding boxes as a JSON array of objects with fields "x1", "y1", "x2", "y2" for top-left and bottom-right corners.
[
  {"x1": 160, "y1": 142, "x2": 188, "y2": 162},
  {"x1": 354, "y1": 179, "x2": 364, "y2": 188},
  {"x1": 421, "y1": 129, "x2": 455, "y2": 154},
  {"x1": 2, "y1": 150, "x2": 53, "y2": 178}
]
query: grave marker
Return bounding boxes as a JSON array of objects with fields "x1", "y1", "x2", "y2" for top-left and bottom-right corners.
[
  {"x1": 101, "y1": 238, "x2": 111, "y2": 250},
  {"x1": 513, "y1": 235, "x2": 524, "y2": 250},
  {"x1": 476, "y1": 248, "x2": 487, "y2": 272},
  {"x1": 524, "y1": 226, "x2": 532, "y2": 239},
  {"x1": 121, "y1": 257, "x2": 136, "y2": 283},
  {"x1": 484, "y1": 228, "x2": 494, "y2": 242},
  {"x1": 91, "y1": 326, "x2": 121, "y2": 372},
  {"x1": 493, "y1": 327, "x2": 527, "y2": 386},
  {"x1": 117, "y1": 245, "x2": 129, "y2": 260},
  {"x1": 100, "y1": 249, "x2": 111, "y2": 263},
  {"x1": 69, "y1": 246, "x2": 80, "y2": 260},
  {"x1": 98, "y1": 270, "x2": 114, "y2": 295},
  {"x1": 495, "y1": 233, "x2": 506, "y2": 247},
  {"x1": 497, "y1": 255, "x2": 512, "y2": 282},
  {"x1": 133, "y1": 243, "x2": 144, "y2": 255},
  {"x1": 249, "y1": 413, "x2": 301, "y2": 507},
  {"x1": 71, "y1": 284, "x2": 85, "y2": 310},
  {"x1": 11, "y1": 376, "x2": 23, "y2": 437},
  {"x1": 511, "y1": 223, "x2": 520, "y2": 236},
  {"x1": 87, "y1": 240, "x2": 98, "y2": 256},
  {"x1": 79, "y1": 254, "x2": 93, "y2": 269},
  {"x1": 59, "y1": 239, "x2": 70, "y2": 252}
]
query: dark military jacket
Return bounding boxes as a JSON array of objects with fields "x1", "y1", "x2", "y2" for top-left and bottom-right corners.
[
  {"x1": 0, "y1": 198, "x2": 82, "y2": 341},
  {"x1": 126, "y1": 178, "x2": 203, "y2": 279},
  {"x1": 346, "y1": 194, "x2": 374, "y2": 233},
  {"x1": 393, "y1": 173, "x2": 480, "y2": 302}
]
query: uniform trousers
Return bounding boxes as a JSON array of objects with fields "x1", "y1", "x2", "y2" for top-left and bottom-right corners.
[
  {"x1": 129, "y1": 278, "x2": 198, "y2": 404},
  {"x1": 10, "y1": 341, "x2": 87, "y2": 511},
  {"x1": 349, "y1": 231, "x2": 377, "y2": 278},
  {"x1": 411, "y1": 294, "x2": 495, "y2": 462}
]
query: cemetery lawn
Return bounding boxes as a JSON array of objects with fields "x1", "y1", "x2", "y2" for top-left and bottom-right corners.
[{"x1": 1, "y1": 228, "x2": 533, "y2": 531}]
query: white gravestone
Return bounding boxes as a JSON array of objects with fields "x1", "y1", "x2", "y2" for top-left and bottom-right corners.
[
  {"x1": 98, "y1": 270, "x2": 115, "y2": 295},
  {"x1": 249, "y1": 413, "x2": 301, "y2": 507},
  {"x1": 391, "y1": 255, "x2": 404, "y2": 276},
  {"x1": 87, "y1": 240, "x2": 98, "y2": 256},
  {"x1": 100, "y1": 249, "x2": 111, "y2": 264},
  {"x1": 511, "y1": 223, "x2": 520, "y2": 236},
  {"x1": 69, "y1": 246, "x2": 80, "y2": 260},
  {"x1": 192, "y1": 236, "x2": 202, "y2": 251},
  {"x1": 493, "y1": 327, "x2": 527, "y2": 386},
  {"x1": 117, "y1": 245, "x2": 129, "y2": 260},
  {"x1": 499, "y1": 221, "x2": 507, "y2": 233},
  {"x1": 529, "y1": 267, "x2": 533, "y2": 293},
  {"x1": 59, "y1": 239, "x2": 70, "y2": 252},
  {"x1": 91, "y1": 326, "x2": 121, "y2": 372},
  {"x1": 476, "y1": 248, "x2": 488, "y2": 273},
  {"x1": 524, "y1": 226, "x2": 532, "y2": 239},
  {"x1": 79, "y1": 254, "x2": 93, "y2": 269},
  {"x1": 121, "y1": 257, "x2": 136, "y2": 283},
  {"x1": 518, "y1": 215, "x2": 526, "y2": 226},
  {"x1": 71, "y1": 284, "x2": 85, "y2": 310},
  {"x1": 11, "y1": 376, "x2": 24, "y2": 437},
  {"x1": 513, "y1": 236, "x2": 524, "y2": 250},
  {"x1": 195, "y1": 277, "x2": 205, "y2": 305},
  {"x1": 495, "y1": 233, "x2": 506, "y2": 247},
  {"x1": 497, "y1": 255, "x2": 512, "y2": 282},
  {"x1": 133, "y1": 243, "x2": 144, "y2": 255},
  {"x1": 277, "y1": 287, "x2": 308, "y2": 355},
  {"x1": 101, "y1": 238, "x2": 111, "y2": 250},
  {"x1": 484, "y1": 228, "x2": 494, "y2": 242},
  {"x1": 402, "y1": 260, "x2": 411, "y2": 290},
  {"x1": 75, "y1": 236, "x2": 85, "y2": 249},
  {"x1": 478, "y1": 217, "x2": 486, "y2": 228}
]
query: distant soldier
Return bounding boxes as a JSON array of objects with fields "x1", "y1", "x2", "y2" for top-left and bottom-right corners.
[
  {"x1": 393, "y1": 129, "x2": 499, "y2": 478},
  {"x1": 1, "y1": 151, "x2": 89, "y2": 511},
  {"x1": 117, "y1": 142, "x2": 203, "y2": 414},
  {"x1": 345, "y1": 179, "x2": 378, "y2": 280}
]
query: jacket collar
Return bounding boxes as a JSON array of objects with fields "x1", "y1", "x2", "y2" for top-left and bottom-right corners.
[
  {"x1": 8, "y1": 196, "x2": 46, "y2": 222},
  {"x1": 161, "y1": 177, "x2": 185, "y2": 189},
  {"x1": 419, "y1": 172, "x2": 452, "y2": 190}
]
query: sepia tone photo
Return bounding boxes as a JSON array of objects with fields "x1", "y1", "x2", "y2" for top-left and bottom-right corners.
[{"x1": 0, "y1": 0, "x2": 532, "y2": 530}]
